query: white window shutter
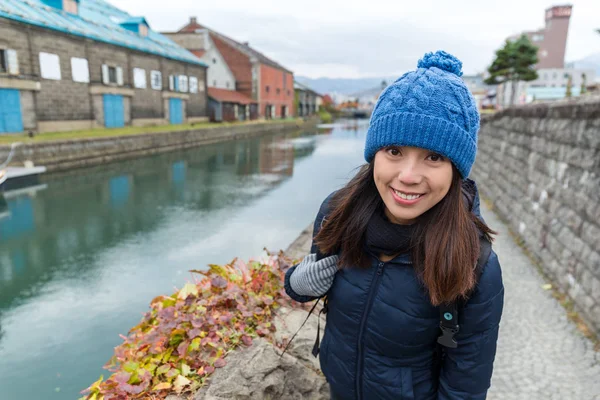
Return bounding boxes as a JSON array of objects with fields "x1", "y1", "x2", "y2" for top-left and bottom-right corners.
[
  {"x1": 7, "y1": 49, "x2": 19, "y2": 75},
  {"x1": 116, "y1": 67, "x2": 123, "y2": 86},
  {"x1": 102, "y1": 64, "x2": 109, "y2": 84},
  {"x1": 169, "y1": 75, "x2": 175, "y2": 91}
]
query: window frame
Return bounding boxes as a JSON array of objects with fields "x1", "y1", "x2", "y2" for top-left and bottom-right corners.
[
  {"x1": 0, "y1": 49, "x2": 7, "y2": 74},
  {"x1": 70, "y1": 57, "x2": 90, "y2": 83},
  {"x1": 39, "y1": 52, "x2": 62, "y2": 80},
  {"x1": 150, "y1": 70, "x2": 162, "y2": 90},
  {"x1": 133, "y1": 67, "x2": 147, "y2": 89},
  {"x1": 189, "y1": 76, "x2": 198, "y2": 93}
]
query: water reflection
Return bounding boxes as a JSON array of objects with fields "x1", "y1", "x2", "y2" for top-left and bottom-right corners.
[{"x1": 0, "y1": 120, "x2": 367, "y2": 400}]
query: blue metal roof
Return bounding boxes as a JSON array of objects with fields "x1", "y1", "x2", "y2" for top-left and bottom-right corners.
[{"x1": 0, "y1": 0, "x2": 206, "y2": 67}]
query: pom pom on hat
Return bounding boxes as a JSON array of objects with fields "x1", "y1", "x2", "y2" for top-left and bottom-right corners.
[{"x1": 417, "y1": 50, "x2": 463, "y2": 77}]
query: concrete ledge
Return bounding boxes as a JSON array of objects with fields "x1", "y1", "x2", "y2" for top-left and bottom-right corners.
[
  {"x1": 162, "y1": 91, "x2": 190, "y2": 100},
  {"x1": 0, "y1": 77, "x2": 41, "y2": 91},
  {"x1": 0, "y1": 120, "x2": 304, "y2": 173},
  {"x1": 38, "y1": 120, "x2": 97, "y2": 133},
  {"x1": 186, "y1": 116, "x2": 209, "y2": 123},
  {"x1": 89, "y1": 85, "x2": 135, "y2": 97},
  {"x1": 131, "y1": 118, "x2": 168, "y2": 127}
]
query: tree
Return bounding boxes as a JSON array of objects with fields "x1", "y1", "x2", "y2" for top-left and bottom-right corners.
[{"x1": 485, "y1": 35, "x2": 539, "y2": 106}]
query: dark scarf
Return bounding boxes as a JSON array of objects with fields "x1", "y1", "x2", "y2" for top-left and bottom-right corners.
[{"x1": 364, "y1": 206, "x2": 416, "y2": 257}]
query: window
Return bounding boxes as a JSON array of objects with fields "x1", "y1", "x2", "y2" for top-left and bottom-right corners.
[
  {"x1": 150, "y1": 70, "x2": 162, "y2": 90},
  {"x1": 0, "y1": 50, "x2": 5, "y2": 73},
  {"x1": 266, "y1": 85, "x2": 270, "y2": 93},
  {"x1": 532, "y1": 34, "x2": 544, "y2": 42},
  {"x1": 212, "y1": 58, "x2": 217, "y2": 64},
  {"x1": 189, "y1": 76, "x2": 198, "y2": 93},
  {"x1": 198, "y1": 79, "x2": 205, "y2": 92},
  {"x1": 39, "y1": 52, "x2": 61, "y2": 80},
  {"x1": 213, "y1": 80, "x2": 217, "y2": 86},
  {"x1": 63, "y1": 0, "x2": 78, "y2": 14},
  {"x1": 287, "y1": 90, "x2": 291, "y2": 96},
  {"x1": 139, "y1": 24, "x2": 148, "y2": 37},
  {"x1": 102, "y1": 64, "x2": 123, "y2": 85},
  {"x1": 226, "y1": 81, "x2": 229, "y2": 88},
  {"x1": 71, "y1": 57, "x2": 89, "y2": 83},
  {"x1": 276, "y1": 88, "x2": 280, "y2": 95},
  {"x1": 133, "y1": 67, "x2": 147, "y2": 89},
  {"x1": 283, "y1": 72, "x2": 286, "y2": 89},
  {"x1": 552, "y1": 72, "x2": 557, "y2": 79},
  {"x1": 0, "y1": 49, "x2": 16, "y2": 74},
  {"x1": 178, "y1": 75, "x2": 188, "y2": 92}
]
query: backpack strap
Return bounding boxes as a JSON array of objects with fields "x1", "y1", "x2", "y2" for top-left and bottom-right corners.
[
  {"x1": 437, "y1": 237, "x2": 492, "y2": 349},
  {"x1": 280, "y1": 296, "x2": 323, "y2": 358}
]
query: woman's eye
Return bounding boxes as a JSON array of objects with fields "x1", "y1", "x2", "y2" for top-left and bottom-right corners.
[
  {"x1": 427, "y1": 153, "x2": 445, "y2": 162},
  {"x1": 387, "y1": 147, "x2": 401, "y2": 156}
]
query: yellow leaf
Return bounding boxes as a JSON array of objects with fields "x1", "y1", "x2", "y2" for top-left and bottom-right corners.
[
  {"x1": 178, "y1": 283, "x2": 199, "y2": 300},
  {"x1": 542, "y1": 284, "x2": 552, "y2": 290},
  {"x1": 152, "y1": 382, "x2": 172, "y2": 391},
  {"x1": 173, "y1": 375, "x2": 191, "y2": 394},
  {"x1": 181, "y1": 363, "x2": 191, "y2": 376}
]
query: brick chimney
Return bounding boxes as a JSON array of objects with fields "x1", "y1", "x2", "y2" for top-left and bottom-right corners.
[{"x1": 190, "y1": 17, "x2": 197, "y2": 24}]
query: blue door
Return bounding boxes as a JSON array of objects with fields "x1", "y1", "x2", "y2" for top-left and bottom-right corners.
[
  {"x1": 169, "y1": 98, "x2": 183, "y2": 124},
  {"x1": 0, "y1": 89, "x2": 24, "y2": 134},
  {"x1": 103, "y1": 94, "x2": 125, "y2": 128}
]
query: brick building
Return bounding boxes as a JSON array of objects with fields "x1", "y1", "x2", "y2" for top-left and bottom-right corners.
[
  {"x1": 508, "y1": 5, "x2": 573, "y2": 69},
  {"x1": 171, "y1": 17, "x2": 294, "y2": 119},
  {"x1": 0, "y1": 0, "x2": 208, "y2": 134},
  {"x1": 163, "y1": 26, "x2": 258, "y2": 122}
]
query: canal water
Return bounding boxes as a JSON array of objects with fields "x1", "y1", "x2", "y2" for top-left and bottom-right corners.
[{"x1": 0, "y1": 120, "x2": 368, "y2": 400}]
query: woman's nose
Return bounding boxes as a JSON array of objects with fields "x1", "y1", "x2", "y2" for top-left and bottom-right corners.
[{"x1": 397, "y1": 160, "x2": 422, "y2": 185}]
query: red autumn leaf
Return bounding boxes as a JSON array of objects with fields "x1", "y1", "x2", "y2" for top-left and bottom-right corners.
[
  {"x1": 241, "y1": 335, "x2": 252, "y2": 346},
  {"x1": 204, "y1": 366, "x2": 215, "y2": 374},
  {"x1": 211, "y1": 276, "x2": 227, "y2": 289},
  {"x1": 214, "y1": 358, "x2": 227, "y2": 368}
]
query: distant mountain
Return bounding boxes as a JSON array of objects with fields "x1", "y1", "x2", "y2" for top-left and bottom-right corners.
[
  {"x1": 295, "y1": 76, "x2": 396, "y2": 96},
  {"x1": 567, "y1": 52, "x2": 600, "y2": 81}
]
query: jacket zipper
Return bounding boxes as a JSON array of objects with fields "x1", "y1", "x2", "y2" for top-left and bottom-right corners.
[{"x1": 356, "y1": 260, "x2": 385, "y2": 400}]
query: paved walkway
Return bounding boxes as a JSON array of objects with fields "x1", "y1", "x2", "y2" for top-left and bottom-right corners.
[
  {"x1": 287, "y1": 203, "x2": 600, "y2": 400},
  {"x1": 481, "y1": 203, "x2": 600, "y2": 400}
]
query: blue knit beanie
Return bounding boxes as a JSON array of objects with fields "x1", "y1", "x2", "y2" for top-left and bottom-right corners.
[{"x1": 364, "y1": 50, "x2": 480, "y2": 178}]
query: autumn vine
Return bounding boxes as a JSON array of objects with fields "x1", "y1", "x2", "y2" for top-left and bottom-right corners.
[{"x1": 81, "y1": 250, "x2": 296, "y2": 400}]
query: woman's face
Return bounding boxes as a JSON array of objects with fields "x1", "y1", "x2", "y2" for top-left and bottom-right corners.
[{"x1": 373, "y1": 146, "x2": 453, "y2": 225}]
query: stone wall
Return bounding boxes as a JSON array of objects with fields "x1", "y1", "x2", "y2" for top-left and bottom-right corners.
[
  {"x1": 472, "y1": 100, "x2": 600, "y2": 333},
  {"x1": 0, "y1": 120, "x2": 305, "y2": 172}
]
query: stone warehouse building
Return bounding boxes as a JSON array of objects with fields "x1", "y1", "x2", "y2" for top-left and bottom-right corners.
[
  {"x1": 166, "y1": 17, "x2": 294, "y2": 120},
  {"x1": 0, "y1": 0, "x2": 208, "y2": 134}
]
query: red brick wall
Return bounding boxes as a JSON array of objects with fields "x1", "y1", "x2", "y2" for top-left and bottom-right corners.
[{"x1": 259, "y1": 64, "x2": 294, "y2": 118}]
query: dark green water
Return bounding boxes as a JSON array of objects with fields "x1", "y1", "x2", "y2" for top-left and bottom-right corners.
[{"x1": 0, "y1": 120, "x2": 368, "y2": 400}]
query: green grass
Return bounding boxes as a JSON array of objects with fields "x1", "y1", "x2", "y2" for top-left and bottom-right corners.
[{"x1": 0, "y1": 118, "x2": 301, "y2": 145}]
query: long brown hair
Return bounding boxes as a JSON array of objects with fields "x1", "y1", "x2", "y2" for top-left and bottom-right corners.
[{"x1": 313, "y1": 161, "x2": 495, "y2": 306}]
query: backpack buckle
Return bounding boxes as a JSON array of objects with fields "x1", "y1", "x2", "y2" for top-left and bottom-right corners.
[{"x1": 437, "y1": 323, "x2": 459, "y2": 348}]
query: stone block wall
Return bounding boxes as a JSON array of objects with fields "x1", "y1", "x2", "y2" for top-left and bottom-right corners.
[
  {"x1": 472, "y1": 100, "x2": 600, "y2": 333},
  {"x1": 0, "y1": 120, "x2": 303, "y2": 172}
]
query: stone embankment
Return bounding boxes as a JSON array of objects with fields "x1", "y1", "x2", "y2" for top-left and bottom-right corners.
[{"x1": 0, "y1": 119, "x2": 316, "y2": 173}]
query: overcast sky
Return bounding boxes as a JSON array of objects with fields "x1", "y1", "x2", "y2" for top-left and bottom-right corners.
[{"x1": 120, "y1": 0, "x2": 600, "y2": 79}]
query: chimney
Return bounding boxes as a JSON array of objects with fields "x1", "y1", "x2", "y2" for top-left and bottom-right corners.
[
  {"x1": 190, "y1": 17, "x2": 197, "y2": 24},
  {"x1": 243, "y1": 41, "x2": 249, "y2": 46}
]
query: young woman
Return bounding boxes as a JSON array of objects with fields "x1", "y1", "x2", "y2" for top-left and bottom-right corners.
[{"x1": 284, "y1": 51, "x2": 504, "y2": 400}]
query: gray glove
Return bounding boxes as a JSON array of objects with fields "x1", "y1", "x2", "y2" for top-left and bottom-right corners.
[{"x1": 289, "y1": 253, "x2": 340, "y2": 297}]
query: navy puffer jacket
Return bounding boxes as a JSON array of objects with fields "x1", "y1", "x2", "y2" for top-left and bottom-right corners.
[{"x1": 285, "y1": 180, "x2": 504, "y2": 400}]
